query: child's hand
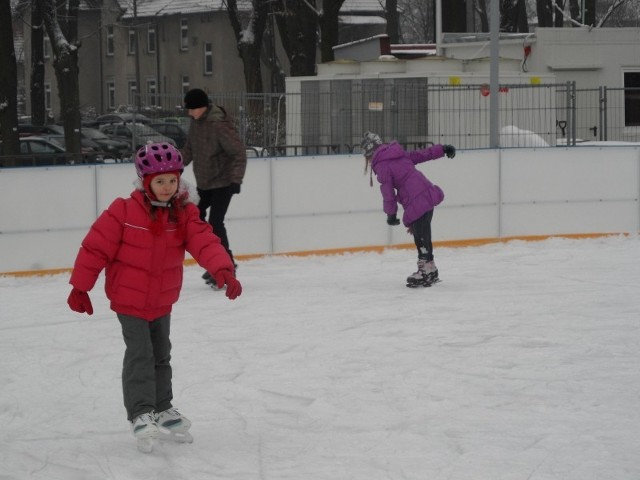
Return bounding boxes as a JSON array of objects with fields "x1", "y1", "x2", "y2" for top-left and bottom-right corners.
[
  {"x1": 67, "y1": 288, "x2": 94, "y2": 315},
  {"x1": 214, "y1": 269, "x2": 242, "y2": 300},
  {"x1": 387, "y1": 214, "x2": 400, "y2": 226}
]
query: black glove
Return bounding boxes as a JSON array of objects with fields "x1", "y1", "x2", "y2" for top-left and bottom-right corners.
[
  {"x1": 443, "y1": 144, "x2": 456, "y2": 158},
  {"x1": 387, "y1": 214, "x2": 400, "y2": 226},
  {"x1": 230, "y1": 183, "x2": 241, "y2": 195}
]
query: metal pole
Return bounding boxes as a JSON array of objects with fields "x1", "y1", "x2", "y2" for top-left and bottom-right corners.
[
  {"x1": 435, "y1": 0, "x2": 442, "y2": 56},
  {"x1": 489, "y1": 0, "x2": 500, "y2": 148}
]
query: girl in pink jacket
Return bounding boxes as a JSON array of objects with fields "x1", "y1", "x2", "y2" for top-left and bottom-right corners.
[{"x1": 67, "y1": 143, "x2": 241, "y2": 452}]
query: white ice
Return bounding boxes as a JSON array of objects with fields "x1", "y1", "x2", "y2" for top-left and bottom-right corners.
[{"x1": 1, "y1": 235, "x2": 639, "y2": 479}]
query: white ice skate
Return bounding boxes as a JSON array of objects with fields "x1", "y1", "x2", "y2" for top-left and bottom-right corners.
[
  {"x1": 406, "y1": 260, "x2": 439, "y2": 288},
  {"x1": 131, "y1": 412, "x2": 159, "y2": 453},
  {"x1": 156, "y1": 407, "x2": 194, "y2": 444}
]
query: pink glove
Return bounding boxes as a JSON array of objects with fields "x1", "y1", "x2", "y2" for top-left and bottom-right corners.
[
  {"x1": 67, "y1": 288, "x2": 94, "y2": 315},
  {"x1": 214, "y1": 269, "x2": 242, "y2": 300}
]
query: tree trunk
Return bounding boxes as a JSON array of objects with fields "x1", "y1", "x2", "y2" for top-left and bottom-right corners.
[
  {"x1": 275, "y1": 0, "x2": 318, "y2": 77},
  {"x1": 226, "y1": 0, "x2": 269, "y2": 93},
  {"x1": 442, "y1": 0, "x2": 467, "y2": 32},
  {"x1": 554, "y1": 0, "x2": 566, "y2": 26},
  {"x1": 0, "y1": 0, "x2": 20, "y2": 163},
  {"x1": 39, "y1": 0, "x2": 82, "y2": 161},
  {"x1": 536, "y1": 0, "x2": 553, "y2": 27},
  {"x1": 319, "y1": 0, "x2": 344, "y2": 63},
  {"x1": 31, "y1": 2, "x2": 46, "y2": 126},
  {"x1": 386, "y1": 0, "x2": 400, "y2": 44},
  {"x1": 501, "y1": 0, "x2": 529, "y2": 32}
]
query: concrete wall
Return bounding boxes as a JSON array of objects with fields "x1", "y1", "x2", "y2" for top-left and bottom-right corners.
[{"x1": 1, "y1": 146, "x2": 639, "y2": 274}]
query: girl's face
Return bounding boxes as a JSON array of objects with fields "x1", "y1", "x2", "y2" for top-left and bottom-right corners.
[{"x1": 149, "y1": 173, "x2": 179, "y2": 201}]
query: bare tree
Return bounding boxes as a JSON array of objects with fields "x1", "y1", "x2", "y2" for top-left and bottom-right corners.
[
  {"x1": 386, "y1": 0, "x2": 399, "y2": 43},
  {"x1": 319, "y1": 0, "x2": 346, "y2": 62},
  {"x1": 274, "y1": 0, "x2": 318, "y2": 76},
  {"x1": 226, "y1": 0, "x2": 270, "y2": 93},
  {"x1": 0, "y1": 0, "x2": 20, "y2": 160},
  {"x1": 37, "y1": 0, "x2": 82, "y2": 158},
  {"x1": 501, "y1": 0, "x2": 529, "y2": 31},
  {"x1": 30, "y1": 0, "x2": 46, "y2": 126},
  {"x1": 398, "y1": 0, "x2": 435, "y2": 42}
]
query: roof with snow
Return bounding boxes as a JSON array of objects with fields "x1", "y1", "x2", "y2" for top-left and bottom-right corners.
[{"x1": 120, "y1": 0, "x2": 384, "y2": 19}]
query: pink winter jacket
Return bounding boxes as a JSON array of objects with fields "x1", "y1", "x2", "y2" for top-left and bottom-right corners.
[{"x1": 69, "y1": 184, "x2": 234, "y2": 321}]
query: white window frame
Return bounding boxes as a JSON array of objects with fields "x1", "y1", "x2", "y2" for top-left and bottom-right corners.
[
  {"x1": 146, "y1": 78, "x2": 157, "y2": 106},
  {"x1": 147, "y1": 25, "x2": 156, "y2": 54},
  {"x1": 128, "y1": 80, "x2": 137, "y2": 105},
  {"x1": 204, "y1": 42, "x2": 213, "y2": 75},
  {"x1": 128, "y1": 28, "x2": 136, "y2": 55},
  {"x1": 107, "y1": 82, "x2": 116, "y2": 110},
  {"x1": 180, "y1": 19, "x2": 189, "y2": 51},
  {"x1": 43, "y1": 37, "x2": 51, "y2": 60},
  {"x1": 106, "y1": 26, "x2": 114, "y2": 56},
  {"x1": 181, "y1": 75, "x2": 190, "y2": 95},
  {"x1": 44, "y1": 83, "x2": 52, "y2": 110}
]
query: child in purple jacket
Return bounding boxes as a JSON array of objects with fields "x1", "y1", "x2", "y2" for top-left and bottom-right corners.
[{"x1": 361, "y1": 132, "x2": 456, "y2": 287}]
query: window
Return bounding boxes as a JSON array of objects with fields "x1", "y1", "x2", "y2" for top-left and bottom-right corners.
[
  {"x1": 180, "y1": 19, "x2": 189, "y2": 51},
  {"x1": 43, "y1": 37, "x2": 51, "y2": 59},
  {"x1": 128, "y1": 28, "x2": 136, "y2": 55},
  {"x1": 181, "y1": 75, "x2": 190, "y2": 95},
  {"x1": 148, "y1": 25, "x2": 156, "y2": 54},
  {"x1": 204, "y1": 43, "x2": 213, "y2": 75},
  {"x1": 107, "y1": 82, "x2": 116, "y2": 110},
  {"x1": 147, "y1": 79, "x2": 157, "y2": 106},
  {"x1": 44, "y1": 83, "x2": 51, "y2": 110},
  {"x1": 106, "y1": 26, "x2": 114, "y2": 56},
  {"x1": 624, "y1": 71, "x2": 640, "y2": 127},
  {"x1": 128, "y1": 80, "x2": 137, "y2": 105}
]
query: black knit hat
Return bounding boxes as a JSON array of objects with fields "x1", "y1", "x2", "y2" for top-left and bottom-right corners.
[{"x1": 184, "y1": 88, "x2": 210, "y2": 109}]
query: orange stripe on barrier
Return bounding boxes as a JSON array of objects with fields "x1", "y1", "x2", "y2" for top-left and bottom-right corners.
[{"x1": 1, "y1": 232, "x2": 628, "y2": 278}]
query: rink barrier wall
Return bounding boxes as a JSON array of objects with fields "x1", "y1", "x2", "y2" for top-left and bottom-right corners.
[{"x1": 1, "y1": 146, "x2": 638, "y2": 275}]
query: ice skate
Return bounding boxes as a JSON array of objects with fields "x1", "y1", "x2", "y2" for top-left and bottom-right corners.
[
  {"x1": 406, "y1": 260, "x2": 439, "y2": 288},
  {"x1": 131, "y1": 412, "x2": 159, "y2": 453},
  {"x1": 156, "y1": 407, "x2": 193, "y2": 443}
]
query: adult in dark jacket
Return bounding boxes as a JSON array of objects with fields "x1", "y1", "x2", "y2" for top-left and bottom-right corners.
[
  {"x1": 182, "y1": 88, "x2": 247, "y2": 284},
  {"x1": 361, "y1": 131, "x2": 456, "y2": 287}
]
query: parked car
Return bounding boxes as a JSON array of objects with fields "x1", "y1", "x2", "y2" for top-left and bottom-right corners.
[
  {"x1": 150, "y1": 122, "x2": 188, "y2": 148},
  {"x1": 94, "y1": 113, "x2": 153, "y2": 126},
  {"x1": 0, "y1": 136, "x2": 67, "y2": 167},
  {"x1": 99, "y1": 122, "x2": 177, "y2": 152},
  {"x1": 159, "y1": 116, "x2": 190, "y2": 126},
  {"x1": 77, "y1": 127, "x2": 131, "y2": 160}
]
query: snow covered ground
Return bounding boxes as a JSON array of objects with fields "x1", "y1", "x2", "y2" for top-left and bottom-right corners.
[{"x1": 1, "y1": 235, "x2": 639, "y2": 480}]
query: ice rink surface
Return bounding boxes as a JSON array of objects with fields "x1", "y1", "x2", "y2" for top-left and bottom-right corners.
[{"x1": 1, "y1": 235, "x2": 639, "y2": 479}]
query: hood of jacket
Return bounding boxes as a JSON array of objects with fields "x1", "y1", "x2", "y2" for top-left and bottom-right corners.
[{"x1": 371, "y1": 142, "x2": 405, "y2": 171}]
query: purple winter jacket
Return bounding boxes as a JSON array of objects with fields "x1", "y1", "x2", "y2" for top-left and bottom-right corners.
[{"x1": 371, "y1": 141, "x2": 445, "y2": 227}]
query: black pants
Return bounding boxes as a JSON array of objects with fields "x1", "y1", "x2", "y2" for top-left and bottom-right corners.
[
  {"x1": 197, "y1": 186, "x2": 234, "y2": 263},
  {"x1": 118, "y1": 313, "x2": 173, "y2": 421},
  {"x1": 412, "y1": 209, "x2": 434, "y2": 262}
]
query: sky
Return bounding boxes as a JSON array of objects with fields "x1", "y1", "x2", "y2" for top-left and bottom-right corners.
[{"x1": 1, "y1": 235, "x2": 639, "y2": 480}]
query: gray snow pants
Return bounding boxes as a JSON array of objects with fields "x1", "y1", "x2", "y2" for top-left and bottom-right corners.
[{"x1": 117, "y1": 313, "x2": 173, "y2": 422}]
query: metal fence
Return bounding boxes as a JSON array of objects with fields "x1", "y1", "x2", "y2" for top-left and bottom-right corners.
[{"x1": 114, "y1": 83, "x2": 640, "y2": 153}]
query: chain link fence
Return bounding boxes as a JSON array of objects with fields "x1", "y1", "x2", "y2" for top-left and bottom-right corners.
[{"x1": 125, "y1": 83, "x2": 640, "y2": 153}]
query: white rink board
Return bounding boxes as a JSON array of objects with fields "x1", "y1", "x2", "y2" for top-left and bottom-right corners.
[
  {"x1": 501, "y1": 148, "x2": 639, "y2": 203},
  {"x1": 1, "y1": 146, "x2": 639, "y2": 272}
]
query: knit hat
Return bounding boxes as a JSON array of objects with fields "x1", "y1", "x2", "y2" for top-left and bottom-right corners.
[
  {"x1": 184, "y1": 88, "x2": 210, "y2": 109},
  {"x1": 360, "y1": 131, "x2": 382, "y2": 158}
]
